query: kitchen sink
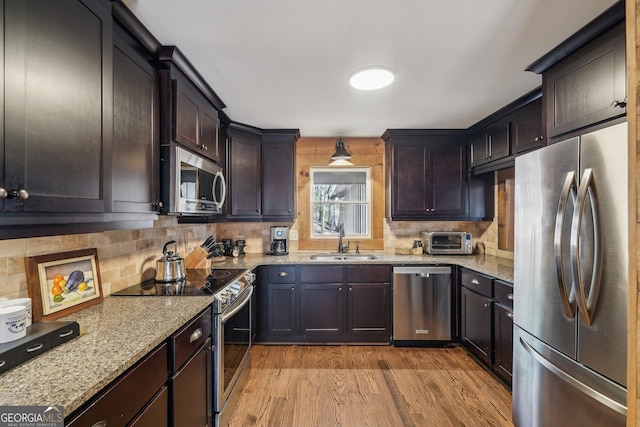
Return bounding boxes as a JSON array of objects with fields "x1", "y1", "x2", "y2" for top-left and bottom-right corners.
[{"x1": 309, "y1": 253, "x2": 378, "y2": 261}]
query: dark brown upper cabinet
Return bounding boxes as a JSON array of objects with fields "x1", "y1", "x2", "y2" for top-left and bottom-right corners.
[
  {"x1": 543, "y1": 23, "x2": 626, "y2": 140},
  {"x1": 3, "y1": 0, "x2": 113, "y2": 216},
  {"x1": 228, "y1": 125, "x2": 262, "y2": 220},
  {"x1": 226, "y1": 126, "x2": 298, "y2": 222},
  {"x1": 261, "y1": 130, "x2": 298, "y2": 221},
  {"x1": 158, "y1": 46, "x2": 226, "y2": 164},
  {"x1": 112, "y1": 21, "x2": 160, "y2": 214},
  {"x1": 174, "y1": 79, "x2": 221, "y2": 163},
  {"x1": 525, "y1": 2, "x2": 625, "y2": 140},
  {"x1": 468, "y1": 118, "x2": 509, "y2": 168},
  {"x1": 511, "y1": 97, "x2": 544, "y2": 154},
  {"x1": 383, "y1": 130, "x2": 468, "y2": 220}
]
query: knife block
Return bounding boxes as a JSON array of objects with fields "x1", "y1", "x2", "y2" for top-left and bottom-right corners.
[{"x1": 184, "y1": 247, "x2": 210, "y2": 269}]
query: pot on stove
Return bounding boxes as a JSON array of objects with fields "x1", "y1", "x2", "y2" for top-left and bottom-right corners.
[{"x1": 155, "y1": 240, "x2": 187, "y2": 283}]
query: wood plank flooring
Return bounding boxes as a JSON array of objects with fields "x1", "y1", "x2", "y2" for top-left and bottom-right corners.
[{"x1": 228, "y1": 345, "x2": 513, "y2": 427}]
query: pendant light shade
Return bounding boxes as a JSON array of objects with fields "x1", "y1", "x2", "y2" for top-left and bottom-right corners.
[{"x1": 330, "y1": 138, "x2": 353, "y2": 165}]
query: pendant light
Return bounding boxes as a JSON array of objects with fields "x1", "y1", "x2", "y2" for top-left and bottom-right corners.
[{"x1": 330, "y1": 138, "x2": 353, "y2": 166}]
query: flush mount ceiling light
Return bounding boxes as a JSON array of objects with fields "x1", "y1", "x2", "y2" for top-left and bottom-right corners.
[
  {"x1": 349, "y1": 66, "x2": 395, "y2": 90},
  {"x1": 329, "y1": 138, "x2": 353, "y2": 166}
]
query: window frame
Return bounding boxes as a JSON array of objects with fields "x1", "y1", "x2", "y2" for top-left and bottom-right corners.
[{"x1": 309, "y1": 166, "x2": 372, "y2": 240}]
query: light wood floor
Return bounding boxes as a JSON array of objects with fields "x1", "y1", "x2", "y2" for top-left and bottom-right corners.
[{"x1": 228, "y1": 344, "x2": 513, "y2": 427}]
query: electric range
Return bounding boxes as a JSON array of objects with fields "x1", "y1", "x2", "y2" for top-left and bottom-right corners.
[{"x1": 112, "y1": 268, "x2": 255, "y2": 313}]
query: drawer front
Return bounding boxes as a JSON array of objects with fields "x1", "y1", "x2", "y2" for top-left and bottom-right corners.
[
  {"x1": 300, "y1": 266, "x2": 343, "y2": 283},
  {"x1": 460, "y1": 268, "x2": 492, "y2": 298},
  {"x1": 494, "y1": 280, "x2": 514, "y2": 308},
  {"x1": 171, "y1": 307, "x2": 212, "y2": 372},
  {"x1": 50, "y1": 322, "x2": 80, "y2": 347},
  {"x1": 347, "y1": 265, "x2": 391, "y2": 283},
  {"x1": 266, "y1": 266, "x2": 296, "y2": 283},
  {"x1": 14, "y1": 334, "x2": 51, "y2": 364},
  {"x1": 66, "y1": 343, "x2": 168, "y2": 427}
]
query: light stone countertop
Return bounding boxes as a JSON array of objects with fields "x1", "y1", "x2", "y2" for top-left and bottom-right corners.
[
  {"x1": 211, "y1": 252, "x2": 514, "y2": 283},
  {"x1": 0, "y1": 252, "x2": 513, "y2": 416}
]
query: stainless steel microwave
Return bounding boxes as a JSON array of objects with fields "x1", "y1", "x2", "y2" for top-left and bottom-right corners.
[
  {"x1": 163, "y1": 145, "x2": 226, "y2": 215},
  {"x1": 421, "y1": 231, "x2": 473, "y2": 255}
]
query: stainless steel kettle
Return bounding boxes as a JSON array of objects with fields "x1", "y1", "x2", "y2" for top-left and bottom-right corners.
[{"x1": 155, "y1": 240, "x2": 186, "y2": 283}]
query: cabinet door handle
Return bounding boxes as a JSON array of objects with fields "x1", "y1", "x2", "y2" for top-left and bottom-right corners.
[
  {"x1": 506, "y1": 312, "x2": 514, "y2": 319},
  {"x1": 257, "y1": 209, "x2": 261, "y2": 213},
  {"x1": 27, "y1": 343, "x2": 44, "y2": 353},
  {"x1": 288, "y1": 208, "x2": 292, "y2": 212},
  {"x1": 338, "y1": 287, "x2": 342, "y2": 292},
  {"x1": 277, "y1": 271, "x2": 288, "y2": 277},
  {"x1": 91, "y1": 421, "x2": 107, "y2": 427},
  {"x1": 349, "y1": 287, "x2": 352, "y2": 293},
  {"x1": 483, "y1": 303, "x2": 491, "y2": 308},
  {"x1": 0, "y1": 188, "x2": 29, "y2": 200},
  {"x1": 507, "y1": 293, "x2": 514, "y2": 301},
  {"x1": 611, "y1": 97, "x2": 627, "y2": 108},
  {"x1": 59, "y1": 329, "x2": 74, "y2": 338},
  {"x1": 291, "y1": 287, "x2": 295, "y2": 291},
  {"x1": 471, "y1": 279, "x2": 480, "y2": 285},
  {"x1": 199, "y1": 144, "x2": 208, "y2": 151},
  {"x1": 488, "y1": 135, "x2": 492, "y2": 158},
  {"x1": 0, "y1": 360, "x2": 5, "y2": 368},
  {"x1": 189, "y1": 328, "x2": 203, "y2": 343}
]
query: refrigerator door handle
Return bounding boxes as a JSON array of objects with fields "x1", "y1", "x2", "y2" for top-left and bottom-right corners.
[
  {"x1": 519, "y1": 336, "x2": 626, "y2": 416},
  {"x1": 571, "y1": 168, "x2": 603, "y2": 326},
  {"x1": 554, "y1": 171, "x2": 577, "y2": 318}
]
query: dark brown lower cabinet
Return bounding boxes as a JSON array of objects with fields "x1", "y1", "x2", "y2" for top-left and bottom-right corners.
[
  {"x1": 300, "y1": 283, "x2": 344, "y2": 337},
  {"x1": 256, "y1": 265, "x2": 391, "y2": 343},
  {"x1": 461, "y1": 286, "x2": 492, "y2": 365},
  {"x1": 267, "y1": 283, "x2": 298, "y2": 336},
  {"x1": 130, "y1": 386, "x2": 169, "y2": 427},
  {"x1": 493, "y1": 303, "x2": 513, "y2": 386},
  {"x1": 66, "y1": 343, "x2": 169, "y2": 426},
  {"x1": 171, "y1": 339, "x2": 211, "y2": 427}
]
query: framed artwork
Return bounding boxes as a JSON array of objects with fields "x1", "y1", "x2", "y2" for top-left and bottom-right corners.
[{"x1": 25, "y1": 248, "x2": 103, "y2": 322}]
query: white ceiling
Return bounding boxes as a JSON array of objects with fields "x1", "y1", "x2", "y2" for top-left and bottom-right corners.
[{"x1": 123, "y1": 0, "x2": 618, "y2": 137}]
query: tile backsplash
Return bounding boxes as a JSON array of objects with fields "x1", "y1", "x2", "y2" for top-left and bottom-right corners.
[{"x1": 0, "y1": 200, "x2": 510, "y2": 300}]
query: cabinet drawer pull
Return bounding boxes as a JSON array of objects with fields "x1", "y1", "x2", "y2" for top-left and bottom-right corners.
[
  {"x1": 91, "y1": 421, "x2": 107, "y2": 427},
  {"x1": 471, "y1": 279, "x2": 480, "y2": 285},
  {"x1": 0, "y1": 360, "x2": 5, "y2": 368},
  {"x1": 277, "y1": 271, "x2": 288, "y2": 277},
  {"x1": 59, "y1": 329, "x2": 74, "y2": 338},
  {"x1": 483, "y1": 303, "x2": 491, "y2": 308},
  {"x1": 291, "y1": 287, "x2": 295, "y2": 291},
  {"x1": 27, "y1": 343, "x2": 44, "y2": 353},
  {"x1": 506, "y1": 293, "x2": 514, "y2": 300},
  {"x1": 189, "y1": 328, "x2": 203, "y2": 343},
  {"x1": 0, "y1": 188, "x2": 29, "y2": 200},
  {"x1": 506, "y1": 312, "x2": 514, "y2": 319}
]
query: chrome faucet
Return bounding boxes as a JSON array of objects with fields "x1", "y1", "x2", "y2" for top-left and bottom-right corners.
[{"x1": 337, "y1": 221, "x2": 349, "y2": 253}]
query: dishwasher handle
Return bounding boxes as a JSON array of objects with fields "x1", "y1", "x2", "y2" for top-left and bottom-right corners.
[{"x1": 392, "y1": 266, "x2": 451, "y2": 275}]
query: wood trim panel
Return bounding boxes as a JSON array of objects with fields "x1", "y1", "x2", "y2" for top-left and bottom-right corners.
[{"x1": 296, "y1": 137, "x2": 385, "y2": 251}]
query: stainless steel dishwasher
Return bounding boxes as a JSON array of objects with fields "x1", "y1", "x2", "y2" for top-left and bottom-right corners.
[{"x1": 393, "y1": 266, "x2": 452, "y2": 343}]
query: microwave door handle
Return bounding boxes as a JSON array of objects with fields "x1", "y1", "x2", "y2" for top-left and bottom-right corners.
[
  {"x1": 571, "y1": 168, "x2": 603, "y2": 326},
  {"x1": 213, "y1": 171, "x2": 226, "y2": 209},
  {"x1": 554, "y1": 171, "x2": 577, "y2": 318}
]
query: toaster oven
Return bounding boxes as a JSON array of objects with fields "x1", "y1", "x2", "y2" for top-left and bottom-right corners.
[{"x1": 421, "y1": 231, "x2": 473, "y2": 255}]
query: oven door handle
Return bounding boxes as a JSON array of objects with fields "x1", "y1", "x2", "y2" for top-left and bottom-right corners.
[{"x1": 221, "y1": 285, "x2": 253, "y2": 323}]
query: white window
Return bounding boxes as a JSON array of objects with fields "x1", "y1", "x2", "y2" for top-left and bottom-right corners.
[{"x1": 310, "y1": 167, "x2": 371, "y2": 239}]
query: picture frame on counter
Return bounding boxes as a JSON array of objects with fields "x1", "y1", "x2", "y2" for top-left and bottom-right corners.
[{"x1": 25, "y1": 248, "x2": 103, "y2": 322}]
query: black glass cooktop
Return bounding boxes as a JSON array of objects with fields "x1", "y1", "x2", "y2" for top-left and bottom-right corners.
[{"x1": 112, "y1": 268, "x2": 248, "y2": 296}]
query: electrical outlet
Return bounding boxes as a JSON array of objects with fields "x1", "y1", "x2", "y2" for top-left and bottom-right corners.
[{"x1": 289, "y1": 229, "x2": 298, "y2": 241}]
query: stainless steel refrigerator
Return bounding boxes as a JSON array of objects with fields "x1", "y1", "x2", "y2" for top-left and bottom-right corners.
[{"x1": 513, "y1": 122, "x2": 628, "y2": 426}]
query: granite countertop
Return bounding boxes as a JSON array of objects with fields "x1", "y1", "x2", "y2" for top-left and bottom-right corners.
[
  {"x1": 210, "y1": 252, "x2": 514, "y2": 283},
  {"x1": 0, "y1": 296, "x2": 213, "y2": 416},
  {"x1": 0, "y1": 252, "x2": 512, "y2": 416}
]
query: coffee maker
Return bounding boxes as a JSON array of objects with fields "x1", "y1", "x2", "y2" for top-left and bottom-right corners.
[{"x1": 269, "y1": 226, "x2": 289, "y2": 255}]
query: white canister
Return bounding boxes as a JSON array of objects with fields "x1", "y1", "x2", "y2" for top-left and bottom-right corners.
[
  {"x1": 0, "y1": 306, "x2": 28, "y2": 343},
  {"x1": 0, "y1": 298, "x2": 32, "y2": 327}
]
